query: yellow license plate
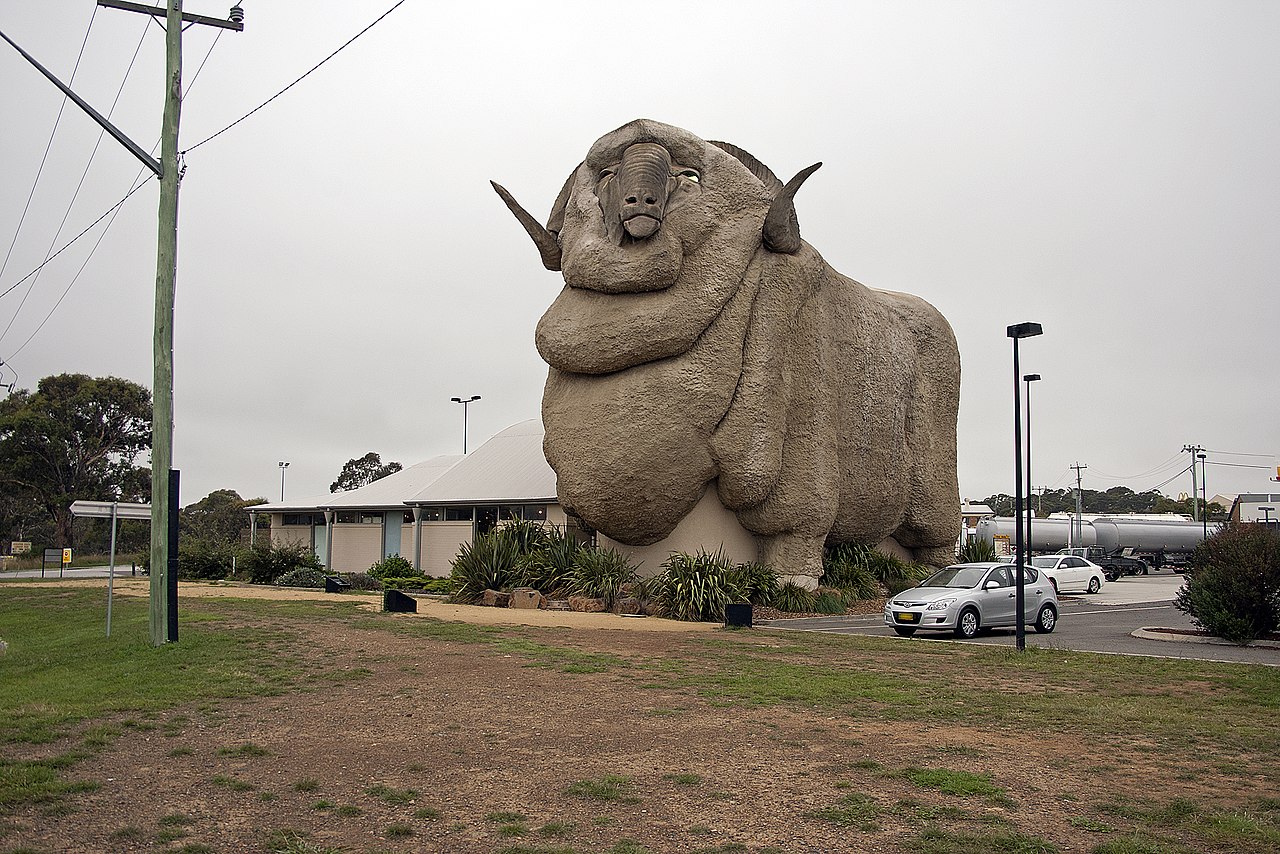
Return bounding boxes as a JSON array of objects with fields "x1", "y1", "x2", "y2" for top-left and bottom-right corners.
[{"x1": 895, "y1": 612, "x2": 916, "y2": 622}]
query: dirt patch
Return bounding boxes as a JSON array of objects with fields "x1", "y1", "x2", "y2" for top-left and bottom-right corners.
[{"x1": 2, "y1": 581, "x2": 1274, "y2": 853}]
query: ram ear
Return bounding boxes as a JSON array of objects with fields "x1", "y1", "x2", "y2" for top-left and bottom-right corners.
[
  {"x1": 763, "y1": 162, "x2": 822, "y2": 255},
  {"x1": 491, "y1": 180, "x2": 563, "y2": 271}
]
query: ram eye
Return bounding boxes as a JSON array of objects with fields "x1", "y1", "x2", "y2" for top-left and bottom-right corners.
[
  {"x1": 677, "y1": 169, "x2": 701, "y2": 183},
  {"x1": 597, "y1": 168, "x2": 616, "y2": 181}
]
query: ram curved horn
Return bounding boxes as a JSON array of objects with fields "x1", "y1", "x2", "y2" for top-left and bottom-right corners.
[
  {"x1": 491, "y1": 180, "x2": 563, "y2": 271},
  {"x1": 763, "y1": 162, "x2": 822, "y2": 255}
]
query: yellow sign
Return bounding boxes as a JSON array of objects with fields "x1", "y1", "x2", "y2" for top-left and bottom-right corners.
[{"x1": 62, "y1": 548, "x2": 72, "y2": 565}]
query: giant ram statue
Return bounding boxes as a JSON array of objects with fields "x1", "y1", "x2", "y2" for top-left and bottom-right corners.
[{"x1": 493, "y1": 119, "x2": 960, "y2": 586}]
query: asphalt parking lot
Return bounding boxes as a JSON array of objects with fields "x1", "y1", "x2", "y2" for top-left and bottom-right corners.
[{"x1": 761, "y1": 572, "x2": 1280, "y2": 667}]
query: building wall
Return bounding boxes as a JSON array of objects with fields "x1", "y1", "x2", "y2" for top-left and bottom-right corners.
[
  {"x1": 271, "y1": 515, "x2": 312, "y2": 550},
  {"x1": 330, "y1": 524, "x2": 381, "y2": 574},
  {"x1": 601, "y1": 488, "x2": 758, "y2": 577},
  {"x1": 399, "y1": 524, "x2": 415, "y2": 559},
  {"x1": 421, "y1": 522, "x2": 473, "y2": 578}
]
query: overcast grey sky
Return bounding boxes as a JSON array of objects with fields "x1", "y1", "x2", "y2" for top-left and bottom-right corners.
[{"x1": 2, "y1": 0, "x2": 1276, "y2": 509}]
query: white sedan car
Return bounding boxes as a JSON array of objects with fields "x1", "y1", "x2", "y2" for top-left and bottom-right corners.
[{"x1": 1030, "y1": 555, "x2": 1106, "y2": 594}]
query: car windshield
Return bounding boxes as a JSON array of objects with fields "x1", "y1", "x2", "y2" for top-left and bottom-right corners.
[
  {"x1": 1031, "y1": 557, "x2": 1057, "y2": 568},
  {"x1": 921, "y1": 567, "x2": 988, "y2": 589}
]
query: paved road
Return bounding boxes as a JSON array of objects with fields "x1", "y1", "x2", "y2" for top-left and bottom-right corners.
[{"x1": 761, "y1": 574, "x2": 1280, "y2": 667}]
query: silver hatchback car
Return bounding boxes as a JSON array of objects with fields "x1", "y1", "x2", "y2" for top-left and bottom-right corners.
[{"x1": 883, "y1": 562, "x2": 1059, "y2": 639}]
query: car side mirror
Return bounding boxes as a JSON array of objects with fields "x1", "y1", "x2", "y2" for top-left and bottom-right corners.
[{"x1": 984, "y1": 580, "x2": 1001, "y2": 590}]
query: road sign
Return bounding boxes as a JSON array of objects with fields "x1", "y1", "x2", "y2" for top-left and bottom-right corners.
[
  {"x1": 62, "y1": 548, "x2": 72, "y2": 565},
  {"x1": 11, "y1": 541, "x2": 31, "y2": 554}
]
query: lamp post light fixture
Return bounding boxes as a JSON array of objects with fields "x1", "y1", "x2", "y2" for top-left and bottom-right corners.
[
  {"x1": 450, "y1": 395, "x2": 481, "y2": 454},
  {"x1": 1023, "y1": 373, "x2": 1041, "y2": 563},
  {"x1": 1007, "y1": 322, "x2": 1043, "y2": 653},
  {"x1": 278, "y1": 461, "x2": 289, "y2": 502}
]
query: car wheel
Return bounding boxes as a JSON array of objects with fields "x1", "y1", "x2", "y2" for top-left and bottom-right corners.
[
  {"x1": 1087, "y1": 576, "x2": 1101, "y2": 594},
  {"x1": 892, "y1": 627, "x2": 916, "y2": 638},
  {"x1": 953, "y1": 608, "x2": 980, "y2": 639},
  {"x1": 1141, "y1": 564, "x2": 1149, "y2": 575},
  {"x1": 1034, "y1": 604, "x2": 1057, "y2": 633}
]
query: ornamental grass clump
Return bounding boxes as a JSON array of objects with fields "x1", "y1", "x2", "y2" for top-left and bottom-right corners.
[
  {"x1": 822, "y1": 543, "x2": 929, "y2": 598},
  {"x1": 653, "y1": 549, "x2": 744, "y2": 622},
  {"x1": 570, "y1": 548, "x2": 637, "y2": 611},
  {"x1": 517, "y1": 525, "x2": 582, "y2": 597},
  {"x1": 773, "y1": 581, "x2": 816, "y2": 613},
  {"x1": 956, "y1": 537, "x2": 998, "y2": 563},
  {"x1": 726, "y1": 561, "x2": 779, "y2": 606},
  {"x1": 449, "y1": 531, "x2": 523, "y2": 603}
]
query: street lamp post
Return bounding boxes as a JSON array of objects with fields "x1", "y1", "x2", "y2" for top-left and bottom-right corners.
[
  {"x1": 1023, "y1": 373, "x2": 1041, "y2": 563},
  {"x1": 278, "y1": 461, "x2": 289, "y2": 502},
  {"x1": 1007, "y1": 322, "x2": 1043, "y2": 652},
  {"x1": 1260, "y1": 507, "x2": 1276, "y2": 529},
  {"x1": 450, "y1": 395, "x2": 481, "y2": 454}
]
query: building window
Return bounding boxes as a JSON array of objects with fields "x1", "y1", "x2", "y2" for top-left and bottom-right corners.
[
  {"x1": 522, "y1": 504, "x2": 548, "y2": 521},
  {"x1": 418, "y1": 506, "x2": 443, "y2": 522},
  {"x1": 282, "y1": 513, "x2": 321, "y2": 526},
  {"x1": 336, "y1": 511, "x2": 358, "y2": 524},
  {"x1": 499, "y1": 505, "x2": 520, "y2": 521},
  {"x1": 403, "y1": 511, "x2": 414, "y2": 525},
  {"x1": 359, "y1": 512, "x2": 383, "y2": 524},
  {"x1": 445, "y1": 506, "x2": 473, "y2": 522}
]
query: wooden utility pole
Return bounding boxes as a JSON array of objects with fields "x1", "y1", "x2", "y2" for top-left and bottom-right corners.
[
  {"x1": 146, "y1": 0, "x2": 183, "y2": 646},
  {"x1": 6, "y1": 4, "x2": 242, "y2": 643}
]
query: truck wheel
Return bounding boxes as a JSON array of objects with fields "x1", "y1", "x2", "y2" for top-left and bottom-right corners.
[
  {"x1": 1087, "y1": 576, "x2": 1101, "y2": 594},
  {"x1": 1034, "y1": 604, "x2": 1057, "y2": 633},
  {"x1": 953, "y1": 608, "x2": 980, "y2": 639},
  {"x1": 892, "y1": 627, "x2": 916, "y2": 638}
]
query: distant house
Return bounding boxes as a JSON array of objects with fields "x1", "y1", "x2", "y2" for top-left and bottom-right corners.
[{"x1": 1229, "y1": 493, "x2": 1280, "y2": 526}]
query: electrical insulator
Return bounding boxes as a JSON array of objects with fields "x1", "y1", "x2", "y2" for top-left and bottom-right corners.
[{"x1": 229, "y1": 5, "x2": 245, "y2": 24}]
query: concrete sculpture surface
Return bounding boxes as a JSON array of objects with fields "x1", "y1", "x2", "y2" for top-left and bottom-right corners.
[{"x1": 493, "y1": 119, "x2": 960, "y2": 584}]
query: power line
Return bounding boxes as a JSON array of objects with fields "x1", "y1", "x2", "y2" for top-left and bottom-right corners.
[
  {"x1": 0, "y1": 6, "x2": 98, "y2": 296},
  {"x1": 1203, "y1": 448, "x2": 1274, "y2": 458},
  {"x1": 0, "y1": 27, "x2": 227, "y2": 359},
  {"x1": 181, "y1": 0, "x2": 408, "y2": 155},
  {"x1": 1089, "y1": 451, "x2": 1186, "y2": 482},
  {"x1": 0, "y1": 17, "x2": 149, "y2": 347}
]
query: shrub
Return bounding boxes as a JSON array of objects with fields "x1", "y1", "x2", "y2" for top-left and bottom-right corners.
[
  {"x1": 1175, "y1": 524, "x2": 1280, "y2": 644},
  {"x1": 652, "y1": 549, "x2": 743, "y2": 622},
  {"x1": 449, "y1": 531, "x2": 523, "y2": 603},
  {"x1": 773, "y1": 581, "x2": 816, "y2": 613},
  {"x1": 176, "y1": 536, "x2": 238, "y2": 580},
  {"x1": 240, "y1": 541, "x2": 323, "y2": 585},
  {"x1": 341, "y1": 572, "x2": 382, "y2": 591},
  {"x1": 517, "y1": 526, "x2": 581, "y2": 596},
  {"x1": 726, "y1": 561, "x2": 779, "y2": 606},
  {"x1": 275, "y1": 567, "x2": 328, "y2": 588},
  {"x1": 957, "y1": 537, "x2": 998, "y2": 563},
  {"x1": 368, "y1": 554, "x2": 415, "y2": 580},
  {"x1": 571, "y1": 548, "x2": 638, "y2": 611},
  {"x1": 380, "y1": 576, "x2": 451, "y2": 593}
]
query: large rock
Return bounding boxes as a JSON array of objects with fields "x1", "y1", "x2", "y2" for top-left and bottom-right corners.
[{"x1": 508, "y1": 587, "x2": 544, "y2": 610}]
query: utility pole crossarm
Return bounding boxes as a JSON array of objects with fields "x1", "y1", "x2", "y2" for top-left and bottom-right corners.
[
  {"x1": 97, "y1": 0, "x2": 245, "y2": 32},
  {"x1": 0, "y1": 27, "x2": 162, "y2": 177}
]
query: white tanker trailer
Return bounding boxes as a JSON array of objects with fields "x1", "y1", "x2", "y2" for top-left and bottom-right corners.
[{"x1": 976, "y1": 516, "x2": 1221, "y2": 569}]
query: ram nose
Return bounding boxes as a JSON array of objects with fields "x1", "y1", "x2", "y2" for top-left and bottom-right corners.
[{"x1": 618, "y1": 142, "x2": 672, "y2": 239}]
